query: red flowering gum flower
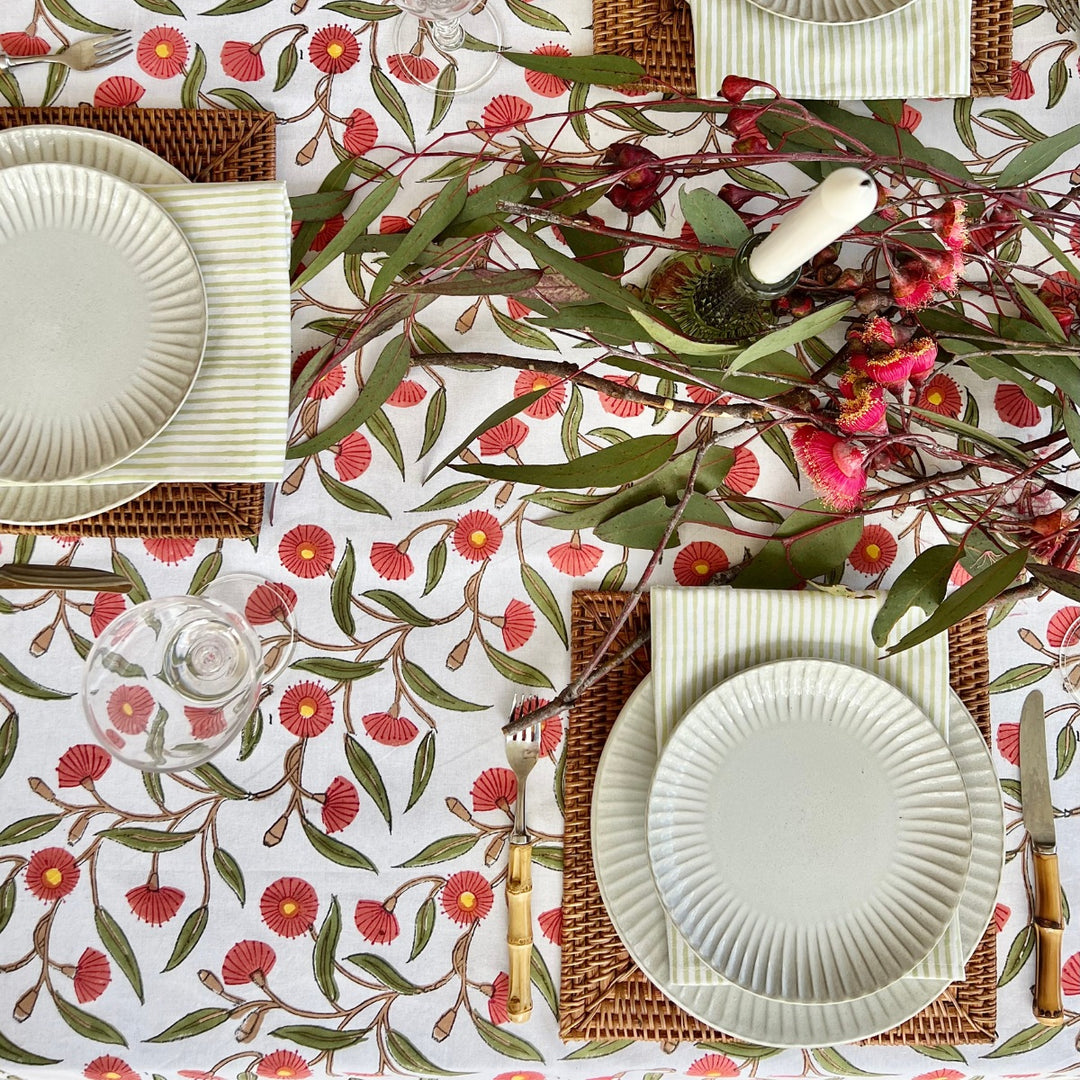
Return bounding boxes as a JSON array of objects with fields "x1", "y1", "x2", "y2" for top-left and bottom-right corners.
[
  {"x1": 57, "y1": 743, "x2": 110, "y2": 788},
  {"x1": 851, "y1": 336, "x2": 938, "y2": 390},
  {"x1": 916, "y1": 373, "x2": 962, "y2": 418},
  {"x1": 222, "y1": 939, "x2": 277, "y2": 985},
  {"x1": 26, "y1": 848, "x2": 80, "y2": 902},
  {"x1": 106, "y1": 685, "x2": 155, "y2": 735},
  {"x1": 220, "y1": 40, "x2": 265, "y2": 82},
  {"x1": 478, "y1": 417, "x2": 528, "y2": 457},
  {"x1": 548, "y1": 537, "x2": 603, "y2": 576},
  {"x1": 185, "y1": 706, "x2": 227, "y2": 740},
  {"x1": 837, "y1": 373, "x2": 887, "y2": 436},
  {"x1": 453, "y1": 510, "x2": 503, "y2": 561},
  {"x1": 84, "y1": 1057, "x2": 139, "y2": 1080},
  {"x1": 488, "y1": 970, "x2": 510, "y2": 1023},
  {"x1": 513, "y1": 371, "x2": 566, "y2": 419},
  {"x1": 370, "y1": 541, "x2": 414, "y2": 581},
  {"x1": 256, "y1": 1050, "x2": 311, "y2": 1080},
  {"x1": 524, "y1": 44, "x2": 572, "y2": 96},
  {"x1": 362, "y1": 710, "x2": 419, "y2": 746},
  {"x1": 1007, "y1": 60, "x2": 1035, "y2": 100},
  {"x1": 687, "y1": 1053, "x2": 740, "y2": 1077},
  {"x1": 280, "y1": 681, "x2": 334, "y2": 739},
  {"x1": 244, "y1": 582, "x2": 297, "y2": 626},
  {"x1": 137, "y1": 26, "x2": 188, "y2": 79},
  {"x1": 890, "y1": 257, "x2": 935, "y2": 311},
  {"x1": 73, "y1": 947, "x2": 110, "y2": 1003},
  {"x1": 332, "y1": 431, "x2": 372, "y2": 482},
  {"x1": 343, "y1": 109, "x2": 378, "y2": 156},
  {"x1": 791, "y1": 426, "x2": 868, "y2": 513},
  {"x1": 538, "y1": 906, "x2": 563, "y2": 945},
  {"x1": 721, "y1": 74, "x2": 768, "y2": 101},
  {"x1": 126, "y1": 882, "x2": 185, "y2": 925},
  {"x1": 848, "y1": 524, "x2": 898, "y2": 575},
  {"x1": 321, "y1": 776, "x2": 360, "y2": 833},
  {"x1": 847, "y1": 315, "x2": 897, "y2": 351},
  {"x1": 309, "y1": 25, "x2": 359, "y2": 74},
  {"x1": 387, "y1": 52, "x2": 439, "y2": 84},
  {"x1": 279, "y1": 524, "x2": 335, "y2": 578},
  {"x1": 0, "y1": 31, "x2": 50, "y2": 56},
  {"x1": 355, "y1": 898, "x2": 400, "y2": 944},
  {"x1": 500, "y1": 598, "x2": 535, "y2": 651},
  {"x1": 90, "y1": 591, "x2": 126, "y2": 636},
  {"x1": 260, "y1": 877, "x2": 318, "y2": 938},
  {"x1": 471, "y1": 767, "x2": 517, "y2": 812},
  {"x1": 673, "y1": 541, "x2": 729, "y2": 587},
  {"x1": 93, "y1": 76, "x2": 145, "y2": 108},
  {"x1": 441, "y1": 870, "x2": 494, "y2": 925}
]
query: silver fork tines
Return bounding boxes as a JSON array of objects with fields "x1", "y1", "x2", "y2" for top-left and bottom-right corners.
[
  {"x1": 0, "y1": 31, "x2": 133, "y2": 73},
  {"x1": 505, "y1": 696, "x2": 541, "y2": 844}
]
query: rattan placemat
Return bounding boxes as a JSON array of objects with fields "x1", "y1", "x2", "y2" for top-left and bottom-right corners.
[
  {"x1": 562, "y1": 591, "x2": 997, "y2": 1046},
  {"x1": 593, "y1": 0, "x2": 1011, "y2": 97},
  {"x1": 0, "y1": 107, "x2": 275, "y2": 539}
]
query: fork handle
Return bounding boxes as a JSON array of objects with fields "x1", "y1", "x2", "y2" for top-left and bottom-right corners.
[{"x1": 506, "y1": 841, "x2": 533, "y2": 1023}]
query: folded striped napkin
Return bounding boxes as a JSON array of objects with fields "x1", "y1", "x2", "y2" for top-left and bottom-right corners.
[
  {"x1": 651, "y1": 586, "x2": 964, "y2": 985},
  {"x1": 691, "y1": 0, "x2": 971, "y2": 100},
  {"x1": 3, "y1": 181, "x2": 292, "y2": 488}
]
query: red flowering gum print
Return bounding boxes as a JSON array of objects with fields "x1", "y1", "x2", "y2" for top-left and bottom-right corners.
[
  {"x1": 279, "y1": 524, "x2": 335, "y2": 578},
  {"x1": 471, "y1": 766, "x2": 517, "y2": 812},
  {"x1": 997, "y1": 722, "x2": 1019, "y2": 765},
  {"x1": 362, "y1": 710, "x2": 419, "y2": 746},
  {"x1": 73, "y1": 947, "x2": 110, "y2": 1003},
  {"x1": 548, "y1": 537, "x2": 603, "y2": 577},
  {"x1": 93, "y1": 76, "x2": 145, "y2": 108},
  {"x1": 90, "y1": 591, "x2": 126, "y2": 636},
  {"x1": 387, "y1": 53, "x2": 439, "y2": 83},
  {"x1": 292, "y1": 214, "x2": 344, "y2": 253},
  {"x1": 260, "y1": 877, "x2": 319, "y2": 938},
  {"x1": 26, "y1": 847, "x2": 79, "y2": 902},
  {"x1": 493, "y1": 1073, "x2": 545, "y2": 1080},
  {"x1": 513, "y1": 370, "x2": 565, "y2": 418},
  {"x1": 524, "y1": 44, "x2": 571, "y2": 96},
  {"x1": 280, "y1": 681, "x2": 334, "y2": 738},
  {"x1": 500, "y1": 598, "x2": 535, "y2": 650},
  {"x1": 137, "y1": 26, "x2": 188, "y2": 78},
  {"x1": 84, "y1": 1057, "x2": 139, "y2": 1080},
  {"x1": 539, "y1": 712, "x2": 562, "y2": 757},
  {"x1": 126, "y1": 882, "x2": 184, "y2": 925},
  {"x1": 309, "y1": 25, "x2": 359, "y2": 74},
  {"x1": 441, "y1": 870, "x2": 494, "y2": 925},
  {"x1": 222, "y1": 939, "x2": 277, "y2": 985},
  {"x1": 220, "y1": 40, "x2": 265, "y2": 81},
  {"x1": 1047, "y1": 606, "x2": 1080, "y2": 649},
  {"x1": 910, "y1": 1072, "x2": 964, "y2": 1080},
  {"x1": 185, "y1": 706, "x2": 227, "y2": 740},
  {"x1": 673, "y1": 542, "x2": 729, "y2": 587},
  {"x1": 453, "y1": 511, "x2": 503, "y2": 561},
  {"x1": 256, "y1": 1050, "x2": 312, "y2": 1079},
  {"x1": 333, "y1": 431, "x2": 372, "y2": 481},
  {"x1": 381, "y1": 214, "x2": 412, "y2": 234},
  {"x1": 57, "y1": 743, "x2": 110, "y2": 788},
  {"x1": 916, "y1": 373, "x2": 962, "y2": 418},
  {"x1": 370, "y1": 541, "x2": 414, "y2": 581},
  {"x1": 386, "y1": 379, "x2": 428, "y2": 407},
  {"x1": 143, "y1": 537, "x2": 197, "y2": 564},
  {"x1": 354, "y1": 898, "x2": 400, "y2": 944},
  {"x1": 993, "y1": 903, "x2": 1010, "y2": 931},
  {"x1": 847, "y1": 524, "x2": 897, "y2": 575},
  {"x1": 295, "y1": 355, "x2": 344, "y2": 400},
  {"x1": 1007, "y1": 60, "x2": 1035, "y2": 100},
  {"x1": 0, "y1": 31, "x2": 49, "y2": 56},
  {"x1": 244, "y1": 582, "x2": 297, "y2": 626},
  {"x1": 598, "y1": 375, "x2": 644, "y2": 417},
  {"x1": 687, "y1": 1054, "x2": 740, "y2": 1077},
  {"x1": 107, "y1": 685, "x2": 155, "y2": 735},
  {"x1": 994, "y1": 382, "x2": 1041, "y2": 428},
  {"x1": 724, "y1": 446, "x2": 759, "y2": 495},
  {"x1": 1064, "y1": 952, "x2": 1080, "y2": 995},
  {"x1": 481, "y1": 94, "x2": 533, "y2": 133},
  {"x1": 479, "y1": 417, "x2": 528, "y2": 458},
  {"x1": 538, "y1": 906, "x2": 563, "y2": 945},
  {"x1": 321, "y1": 776, "x2": 360, "y2": 833},
  {"x1": 343, "y1": 109, "x2": 378, "y2": 156},
  {"x1": 487, "y1": 971, "x2": 510, "y2": 1023}
]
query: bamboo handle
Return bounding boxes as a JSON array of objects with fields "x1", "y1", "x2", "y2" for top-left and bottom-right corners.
[
  {"x1": 1033, "y1": 849, "x2": 1064, "y2": 1026},
  {"x1": 506, "y1": 841, "x2": 533, "y2": 1023}
]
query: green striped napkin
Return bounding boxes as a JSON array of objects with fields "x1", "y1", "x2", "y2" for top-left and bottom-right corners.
[
  {"x1": 4, "y1": 181, "x2": 292, "y2": 487},
  {"x1": 691, "y1": 0, "x2": 971, "y2": 100},
  {"x1": 651, "y1": 586, "x2": 964, "y2": 985}
]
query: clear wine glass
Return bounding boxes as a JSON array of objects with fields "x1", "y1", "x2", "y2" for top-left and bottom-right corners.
[
  {"x1": 390, "y1": 0, "x2": 502, "y2": 95},
  {"x1": 82, "y1": 574, "x2": 296, "y2": 772}
]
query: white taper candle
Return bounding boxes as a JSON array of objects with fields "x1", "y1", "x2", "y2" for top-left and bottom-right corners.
[{"x1": 747, "y1": 167, "x2": 878, "y2": 286}]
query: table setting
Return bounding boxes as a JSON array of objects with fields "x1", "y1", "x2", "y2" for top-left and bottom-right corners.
[{"x1": 1, "y1": 0, "x2": 1080, "y2": 1078}]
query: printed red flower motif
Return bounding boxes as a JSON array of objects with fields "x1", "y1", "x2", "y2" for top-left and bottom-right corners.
[
  {"x1": 370, "y1": 541, "x2": 414, "y2": 581},
  {"x1": 1065, "y1": 954, "x2": 1080, "y2": 996},
  {"x1": 482, "y1": 94, "x2": 534, "y2": 133},
  {"x1": 0, "y1": 31, "x2": 49, "y2": 56},
  {"x1": 245, "y1": 582, "x2": 298, "y2": 626},
  {"x1": 280, "y1": 681, "x2": 334, "y2": 738},
  {"x1": 333, "y1": 431, "x2": 372, "y2": 481},
  {"x1": 1047, "y1": 606, "x2": 1080, "y2": 649},
  {"x1": 441, "y1": 870, "x2": 494, "y2": 925},
  {"x1": 26, "y1": 847, "x2": 79, "y2": 902},
  {"x1": 538, "y1": 906, "x2": 563, "y2": 945},
  {"x1": 479, "y1": 417, "x2": 528, "y2": 458},
  {"x1": 1007, "y1": 60, "x2": 1035, "y2": 100},
  {"x1": 993, "y1": 902, "x2": 1010, "y2": 931},
  {"x1": 997, "y1": 721, "x2": 1020, "y2": 765},
  {"x1": 911, "y1": 1072, "x2": 964, "y2": 1080},
  {"x1": 73, "y1": 947, "x2": 110, "y2": 1003},
  {"x1": 355, "y1": 898, "x2": 400, "y2": 944},
  {"x1": 343, "y1": 109, "x2": 379, "y2": 156},
  {"x1": 898, "y1": 102, "x2": 922, "y2": 131},
  {"x1": 507, "y1": 297, "x2": 531, "y2": 320},
  {"x1": 916, "y1": 373, "x2": 962, "y2": 418},
  {"x1": 57, "y1": 743, "x2": 110, "y2": 788},
  {"x1": 994, "y1": 383, "x2": 1041, "y2": 428},
  {"x1": 686, "y1": 383, "x2": 722, "y2": 406},
  {"x1": 598, "y1": 375, "x2": 644, "y2": 417},
  {"x1": 137, "y1": 26, "x2": 188, "y2": 78},
  {"x1": 380, "y1": 215, "x2": 412, "y2": 234},
  {"x1": 126, "y1": 882, "x2": 184, "y2": 925},
  {"x1": 673, "y1": 542, "x2": 729, "y2": 587},
  {"x1": 362, "y1": 710, "x2": 419, "y2": 746},
  {"x1": 548, "y1": 538, "x2": 603, "y2": 577},
  {"x1": 309, "y1": 25, "x2": 359, "y2": 74},
  {"x1": 305, "y1": 360, "x2": 345, "y2": 400},
  {"x1": 472, "y1": 767, "x2": 517, "y2": 812},
  {"x1": 524, "y1": 44, "x2": 571, "y2": 96},
  {"x1": 848, "y1": 524, "x2": 897, "y2": 576},
  {"x1": 261, "y1": 877, "x2": 319, "y2": 938},
  {"x1": 513, "y1": 370, "x2": 566, "y2": 419},
  {"x1": 90, "y1": 592, "x2": 126, "y2": 637},
  {"x1": 185, "y1": 706, "x2": 227, "y2": 740},
  {"x1": 292, "y1": 214, "x2": 345, "y2": 253},
  {"x1": 493, "y1": 1074, "x2": 545, "y2": 1080},
  {"x1": 107, "y1": 685, "x2": 155, "y2": 735},
  {"x1": 143, "y1": 537, "x2": 197, "y2": 564},
  {"x1": 950, "y1": 562, "x2": 972, "y2": 586},
  {"x1": 453, "y1": 510, "x2": 503, "y2": 561},
  {"x1": 322, "y1": 776, "x2": 360, "y2": 833},
  {"x1": 257, "y1": 1050, "x2": 312, "y2": 1079},
  {"x1": 222, "y1": 939, "x2": 277, "y2": 985},
  {"x1": 93, "y1": 76, "x2": 145, "y2": 108},
  {"x1": 279, "y1": 524, "x2": 335, "y2": 578},
  {"x1": 500, "y1": 599, "x2": 535, "y2": 651},
  {"x1": 386, "y1": 379, "x2": 427, "y2": 406},
  {"x1": 488, "y1": 971, "x2": 510, "y2": 1023},
  {"x1": 386, "y1": 53, "x2": 439, "y2": 83},
  {"x1": 84, "y1": 1057, "x2": 139, "y2": 1080},
  {"x1": 791, "y1": 426, "x2": 867, "y2": 513},
  {"x1": 687, "y1": 1054, "x2": 740, "y2": 1077},
  {"x1": 539, "y1": 712, "x2": 562, "y2": 757},
  {"x1": 220, "y1": 40, "x2": 264, "y2": 81}
]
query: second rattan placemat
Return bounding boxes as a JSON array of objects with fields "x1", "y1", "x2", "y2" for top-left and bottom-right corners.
[
  {"x1": 593, "y1": 0, "x2": 1011, "y2": 97},
  {"x1": 0, "y1": 107, "x2": 275, "y2": 540},
  {"x1": 561, "y1": 591, "x2": 997, "y2": 1046}
]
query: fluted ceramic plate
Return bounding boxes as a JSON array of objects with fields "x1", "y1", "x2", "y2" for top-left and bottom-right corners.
[
  {"x1": 743, "y1": 0, "x2": 916, "y2": 25},
  {"x1": 0, "y1": 125, "x2": 186, "y2": 184},
  {"x1": 646, "y1": 659, "x2": 972, "y2": 1005},
  {"x1": 0, "y1": 482, "x2": 155, "y2": 526},
  {"x1": 593, "y1": 675, "x2": 1003, "y2": 1048},
  {"x1": 0, "y1": 162, "x2": 206, "y2": 484}
]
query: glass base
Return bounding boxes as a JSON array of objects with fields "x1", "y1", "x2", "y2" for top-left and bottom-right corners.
[{"x1": 390, "y1": 7, "x2": 502, "y2": 95}]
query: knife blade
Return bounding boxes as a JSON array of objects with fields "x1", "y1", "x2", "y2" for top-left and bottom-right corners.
[
  {"x1": 1020, "y1": 689, "x2": 1064, "y2": 1026},
  {"x1": 0, "y1": 564, "x2": 132, "y2": 593}
]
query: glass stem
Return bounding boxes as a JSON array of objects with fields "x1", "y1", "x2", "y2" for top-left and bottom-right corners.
[{"x1": 430, "y1": 17, "x2": 465, "y2": 49}]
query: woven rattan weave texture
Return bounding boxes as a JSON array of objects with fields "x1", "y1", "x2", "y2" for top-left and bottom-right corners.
[
  {"x1": 0, "y1": 107, "x2": 275, "y2": 539},
  {"x1": 593, "y1": 0, "x2": 1011, "y2": 96},
  {"x1": 561, "y1": 591, "x2": 997, "y2": 1046}
]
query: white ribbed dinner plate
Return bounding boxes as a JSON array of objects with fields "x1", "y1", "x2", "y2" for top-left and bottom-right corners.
[
  {"x1": 593, "y1": 674, "x2": 1003, "y2": 1047},
  {"x1": 0, "y1": 482, "x2": 155, "y2": 526},
  {"x1": 0, "y1": 162, "x2": 206, "y2": 484},
  {"x1": 647, "y1": 660, "x2": 972, "y2": 1005},
  {"x1": 743, "y1": 0, "x2": 917, "y2": 25}
]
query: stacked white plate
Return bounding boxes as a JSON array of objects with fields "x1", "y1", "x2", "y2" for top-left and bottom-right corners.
[
  {"x1": 0, "y1": 127, "x2": 205, "y2": 526},
  {"x1": 591, "y1": 659, "x2": 1005, "y2": 1048}
]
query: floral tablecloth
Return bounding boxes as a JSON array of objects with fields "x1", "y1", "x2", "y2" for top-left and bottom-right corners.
[{"x1": 1, "y1": 1, "x2": 1080, "y2": 1078}]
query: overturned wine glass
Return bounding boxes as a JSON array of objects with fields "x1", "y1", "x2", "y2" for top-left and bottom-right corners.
[{"x1": 390, "y1": 0, "x2": 502, "y2": 94}]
